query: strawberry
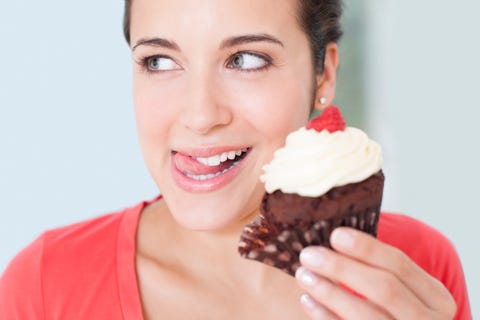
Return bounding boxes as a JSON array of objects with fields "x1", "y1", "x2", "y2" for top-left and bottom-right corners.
[{"x1": 306, "y1": 106, "x2": 346, "y2": 133}]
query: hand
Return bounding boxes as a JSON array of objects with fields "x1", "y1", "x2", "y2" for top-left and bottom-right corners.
[{"x1": 295, "y1": 227, "x2": 457, "y2": 319}]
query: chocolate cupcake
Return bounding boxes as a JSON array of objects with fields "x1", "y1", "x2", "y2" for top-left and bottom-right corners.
[{"x1": 238, "y1": 106, "x2": 384, "y2": 276}]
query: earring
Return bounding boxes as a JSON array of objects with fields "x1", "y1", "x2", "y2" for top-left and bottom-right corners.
[{"x1": 319, "y1": 97, "x2": 327, "y2": 105}]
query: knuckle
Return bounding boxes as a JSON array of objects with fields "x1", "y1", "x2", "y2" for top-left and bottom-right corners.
[
  {"x1": 392, "y1": 248, "x2": 412, "y2": 278},
  {"x1": 325, "y1": 255, "x2": 342, "y2": 275},
  {"x1": 431, "y1": 278, "x2": 457, "y2": 318},
  {"x1": 313, "y1": 279, "x2": 336, "y2": 300},
  {"x1": 444, "y1": 295, "x2": 457, "y2": 319},
  {"x1": 310, "y1": 305, "x2": 336, "y2": 320},
  {"x1": 318, "y1": 250, "x2": 343, "y2": 277},
  {"x1": 411, "y1": 309, "x2": 435, "y2": 320},
  {"x1": 352, "y1": 233, "x2": 371, "y2": 257},
  {"x1": 377, "y1": 273, "x2": 402, "y2": 303}
]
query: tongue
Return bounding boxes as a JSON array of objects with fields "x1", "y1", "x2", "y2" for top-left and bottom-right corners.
[{"x1": 173, "y1": 152, "x2": 234, "y2": 176}]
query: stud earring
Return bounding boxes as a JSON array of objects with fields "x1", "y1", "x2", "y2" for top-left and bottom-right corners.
[{"x1": 319, "y1": 97, "x2": 327, "y2": 105}]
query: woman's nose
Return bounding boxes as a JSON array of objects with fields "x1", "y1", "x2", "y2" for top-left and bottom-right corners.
[{"x1": 178, "y1": 73, "x2": 233, "y2": 135}]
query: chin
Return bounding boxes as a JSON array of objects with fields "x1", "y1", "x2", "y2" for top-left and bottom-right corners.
[
  {"x1": 152, "y1": 147, "x2": 267, "y2": 231},
  {"x1": 163, "y1": 186, "x2": 264, "y2": 232}
]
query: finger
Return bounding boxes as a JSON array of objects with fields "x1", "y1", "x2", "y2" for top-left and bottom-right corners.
[
  {"x1": 330, "y1": 227, "x2": 456, "y2": 315},
  {"x1": 299, "y1": 247, "x2": 432, "y2": 319},
  {"x1": 299, "y1": 293, "x2": 340, "y2": 320},
  {"x1": 296, "y1": 267, "x2": 393, "y2": 320}
]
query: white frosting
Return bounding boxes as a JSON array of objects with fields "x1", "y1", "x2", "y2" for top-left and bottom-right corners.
[{"x1": 260, "y1": 127, "x2": 383, "y2": 197}]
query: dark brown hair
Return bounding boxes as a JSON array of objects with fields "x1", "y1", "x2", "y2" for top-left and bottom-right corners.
[
  {"x1": 122, "y1": 0, "x2": 343, "y2": 73},
  {"x1": 297, "y1": 0, "x2": 343, "y2": 72}
]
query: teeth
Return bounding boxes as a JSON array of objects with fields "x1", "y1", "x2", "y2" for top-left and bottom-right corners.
[
  {"x1": 185, "y1": 162, "x2": 240, "y2": 181},
  {"x1": 195, "y1": 148, "x2": 247, "y2": 167},
  {"x1": 185, "y1": 172, "x2": 219, "y2": 181},
  {"x1": 207, "y1": 157, "x2": 220, "y2": 166}
]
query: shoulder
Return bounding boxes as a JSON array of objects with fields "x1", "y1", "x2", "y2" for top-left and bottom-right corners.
[
  {"x1": 39, "y1": 197, "x2": 153, "y2": 264},
  {"x1": 42, "y1": 209, "x2": 128, "y2": 257},
  {"x1": 0, "y1": 198, "x2": 152, "y2": 318},
  {"x1": 0, "y1": 231, "x2": 46, "y2": 318},
  {"x1": 378, "y1": 212, "x2": 449, "y2": 250},
  {"x1": 378, "y1": 212, "x2": 458, "y2": 275},
  {"x1": 378, "y1": 212, "x2": 471, "y2": 319},
  {"x1": 41, "y1": 200, "x2": 149, "y2": 281}
]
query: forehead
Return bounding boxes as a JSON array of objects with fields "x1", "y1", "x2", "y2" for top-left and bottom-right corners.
[{"x1": 129, "y1": 0, "x2": 302, "y2": 44}]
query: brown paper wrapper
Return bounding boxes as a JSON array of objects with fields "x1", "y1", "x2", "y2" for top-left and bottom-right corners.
[{"x1": 238, "y1": 210, "x2": 380, "y2": 276}]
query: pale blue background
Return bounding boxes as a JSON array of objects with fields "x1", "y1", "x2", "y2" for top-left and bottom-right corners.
[{"x1": 1, "y1": 0, "x2": 478, "y2": 315}]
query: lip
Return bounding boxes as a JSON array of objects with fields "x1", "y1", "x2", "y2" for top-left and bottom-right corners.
[
  {"x1": 171, "y1": 146, "x2": 252, "y2": 193},
  {"x1": 174, "y1": 145, "x2": 251, "y2": 158}
]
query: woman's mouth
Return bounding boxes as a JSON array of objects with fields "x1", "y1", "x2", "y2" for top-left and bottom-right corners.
[
  {"x1": 184, "y1": 148, "x2": 249, "y2": 180},
  {"x1": 171, "y1": 147, "x2": 251, "y2": 192}
]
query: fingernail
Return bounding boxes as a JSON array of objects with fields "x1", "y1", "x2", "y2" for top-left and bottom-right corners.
[
  {"x1": 300, "y1": 293, "x2": 317, "y2": 309},
  {"x1": 331, "y1": 228, "x2": 355, "y2": 248},
  {"x1": 295, "y1": 267, "x2": 318, "y2": 286},
  {"x1": 300, "y1": 247, "x2": 325, "y2": 267}
]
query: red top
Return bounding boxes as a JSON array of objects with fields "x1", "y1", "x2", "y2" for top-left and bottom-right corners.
[{"x1": 0, "y1": 197, "x2": 471, "y2": 319}]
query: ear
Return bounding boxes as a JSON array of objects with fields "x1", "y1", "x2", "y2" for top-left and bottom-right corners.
[{"x1": 314, "y1": 43, "x2": 339, "y2": 111}]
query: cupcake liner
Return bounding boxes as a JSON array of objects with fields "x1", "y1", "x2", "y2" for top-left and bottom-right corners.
[{"x1": 238, "y1": 209, "x2": 380, "y2": 277}]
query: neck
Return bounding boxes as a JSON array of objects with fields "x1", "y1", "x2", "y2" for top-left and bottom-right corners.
[{"x1": 137, "y1": 198, "x2": 283, "y2": 292}]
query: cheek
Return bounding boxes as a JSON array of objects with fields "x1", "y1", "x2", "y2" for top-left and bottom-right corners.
[
  {"x1": 229, "y1": 74, "x2": 313, "y2": 141},
  {"x1": 132, "y1": 76, "x2": 184, "y2": 181},
  {"x1": 133, "y1": 76, "x2": 179, "y2": 144}
]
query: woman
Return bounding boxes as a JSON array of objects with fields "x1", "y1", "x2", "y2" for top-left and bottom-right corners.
[{"x1": 0, "y1": 0, "x2": 471, "y2": 319}]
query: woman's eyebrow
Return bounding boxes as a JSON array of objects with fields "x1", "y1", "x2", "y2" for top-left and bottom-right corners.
[
  {"x1": 131, "y1": 33, "x2": 283, "y2": 51},
  {"x1": 132, "y1": 37, "x2": 180, "y2": 51},
  {"x1": 220, "y1": 33, "x2": 284, "y2": 49}
]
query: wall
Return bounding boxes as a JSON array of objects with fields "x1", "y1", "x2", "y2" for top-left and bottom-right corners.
[
  {"x1": 366, "y1": 0, "x2": 479, "y2": 315},
  {"x1": 0, "y1": 0, "x2": 158, "y2": 270}
]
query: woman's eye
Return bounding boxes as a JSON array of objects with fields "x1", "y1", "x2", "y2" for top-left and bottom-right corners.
[
  {"x1": 227, "y1": 52, "x2": 270, "y2": 71},
  {"x1": 144, "y1": 56, "x2": 180, "y2": 71}
]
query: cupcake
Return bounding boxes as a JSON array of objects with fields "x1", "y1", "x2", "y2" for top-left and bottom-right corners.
[{"x1": 238, "y1": 106, "x2": 384, "y2": 276}]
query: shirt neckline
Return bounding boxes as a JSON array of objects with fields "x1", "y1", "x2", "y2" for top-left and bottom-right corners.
[{"x1": 117, "y1": 195, "x2": 162, "y2": 320}]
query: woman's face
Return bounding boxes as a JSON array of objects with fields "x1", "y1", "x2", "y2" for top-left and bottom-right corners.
[{"x1": 131, "y1": 0, "x2": 316, "y2": 230}]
